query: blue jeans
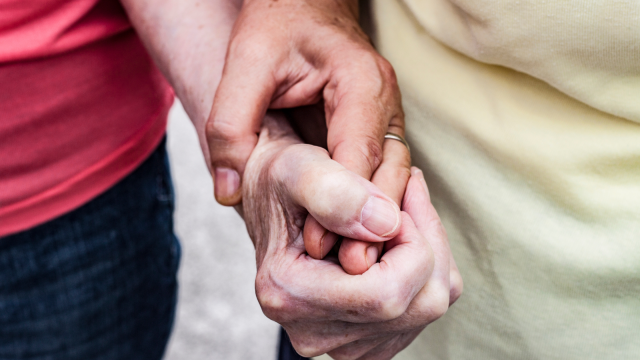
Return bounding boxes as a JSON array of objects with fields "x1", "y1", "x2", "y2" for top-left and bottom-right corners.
[
  {"x1": 0, "y1": 138, "x2": 180, "y2": 360},
  {"x1": 278, "y1": 328, "x2": 310, "y2": 360}
]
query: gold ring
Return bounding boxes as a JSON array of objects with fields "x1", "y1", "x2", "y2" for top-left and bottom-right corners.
[{"x1": 384, "y1": 132, "x2": 410, "y2": 154}]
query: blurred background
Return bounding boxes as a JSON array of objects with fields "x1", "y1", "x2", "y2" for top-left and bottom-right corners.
[{"x1": 162, "y1": 101, "x2": 280, "y2": 359}]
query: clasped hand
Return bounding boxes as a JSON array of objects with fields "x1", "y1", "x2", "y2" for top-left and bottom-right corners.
[{"x1": 241, "y1": 113, "x2": 462, "y2": 359}]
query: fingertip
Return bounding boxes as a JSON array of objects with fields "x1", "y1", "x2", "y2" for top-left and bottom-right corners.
[
  {"x1": 215, "y1": 192, "x2": 243, "y2": 206},
  {"x1": 321, "y1": 231, "x2": 340, "y2": 259},
  {"x1": 214, "y1": 167, "x2": 242, "y2": 206},
  {"x1": 339, "y1": 239, "x2": 373, "y2": 275},
  {"x1": 402, "y1": 169, "x2": 431, "y2": 218},
  {"x1": 361, "y1": 196, "x2": 401, "y2": 238},
  {"x1": 303, "y1": 215, "x2": 326, "y2": 259},
  {"x1": 365, "y1": 245, "x2": 379, "y2": 269}
]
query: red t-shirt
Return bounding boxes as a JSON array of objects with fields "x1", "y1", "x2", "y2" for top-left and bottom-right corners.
[{"x1": 0, "y1": 0, "x2": 174, "y2": 236}]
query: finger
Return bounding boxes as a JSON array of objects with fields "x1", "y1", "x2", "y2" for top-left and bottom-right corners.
[
  {"x1": 325, "y1": 54, "x2": 403, "y2": 180},
  {"x1": 325, "y1": 334, "x2": 392, "y2": 360},
  {"x1": 338, "y1": 129, "x2": 412, "y2": 275},
  {"x1": 402, "y1": 168, "x2": 450, "y2": 293},
  {"x1": 206, "y1": 42, "x2": 277, "y2": 206},
  {"x1": 336, "y1": 169, "x2": 455, "y2": 335},
  {"x1": 284, "y1": 320, "x2": 419, "y2": 359},
  {"x1": 303, "y1": 215, "x2": 339, "y2": 259},
  {"x1": 295, "y1": 54, "x2": 405, "y2": 272},
  {"x1": 394, "y1": 168, "x2": 452, "y2": 325},
  {"x1": 326, "y1": 55, "x2": 405, "y2": 275},
  {"x1": 355, "y1": 330, "x2": 423, "y2": 360},
  {"x1": 258, "y1": 212, "x2": 432, "y2": 325},
  {"x1": 338, "y1": 236, "x2": 382, "y2": 275},
  {"x1": 273, "y1": 145, "x2": 402, "y2": 242},
  {"x1": 286, "y1": 322, "x2": 388, "y2": 359},
  {"x1": 371, "y1": 127, "x2": 412, "y2": 204}
]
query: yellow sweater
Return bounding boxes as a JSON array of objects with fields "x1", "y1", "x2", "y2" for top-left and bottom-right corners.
[{"x1": 372, "y1": 0, "x2": 640, "y2": 359}]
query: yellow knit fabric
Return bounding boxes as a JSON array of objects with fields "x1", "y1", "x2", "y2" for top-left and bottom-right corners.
[{"x1": 371, "y1": 0, "x2": 640, "y2": 359}]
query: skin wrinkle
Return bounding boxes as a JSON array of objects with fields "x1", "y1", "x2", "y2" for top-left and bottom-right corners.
[
  {"x1": 240, "y1": 86, "x2": 457, "y2": 360},
  {"x1": 330, "y1": 136, "x2": 383, "y2": 179},
  {"x1": 285, "y1": 254, "x2": 405, "y2": 322},
  {"x1": 301, "y1": 169, "x2": 362, "y2": 225},
  {"x1": 122, "y1": 1, "x2": 454, "y2": 356},
  {"x1": 243, "y1": 122, "x2": 297, "y2": 253}
]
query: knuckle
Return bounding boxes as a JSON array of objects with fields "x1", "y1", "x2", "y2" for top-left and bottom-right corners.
[
  {"x1": 411, "y1": 285, "x2": 450, "y2": 326},
  {"x1": 347, "y1": 137, "x2": 384, "y2": 174},
  {"x1": 373, "y1": 283, "x2": 411, "y2": 321},
  {"x1": 367, "y1": 137, "x2": 384, "y2": 170},
  {"x1": 449, "y1": 272, "x2": 464, "y2": 305},
  {"x1": 205, "y1": 116, "x2": 243, "y2": 144},
  {"x1": 255, "y1": 272, "x2": 288, "y2": 322},
  {"x1": 256, "y1": 290, "x2": 284, "y2": 321},
  {"x1": 377, "y1": 57, "x2": 398, "y2": 87},
  {"x1": 428, "y1": 286, "x2": 451, "y2": 321},
  {"x1": 334, "y1": 136, "x2": 383, "y2": 173},
  {"x1": 378, "y1": 301, "x2": 405, "y2": 321},
  {"x1": 308, "y1": 170, "x2": 362, "y2": 220},
  {"x1": 375, "y1": 57, "x2": 402, "y2": 108},
  {"x1": 269, "y1": 146, "x2": 295, "y2": 175},
  {"x1": 294, "y1": 346, "x2": 322, "y2": 358},
  {"x1": 393, "y1": 164, "x2": 412, "y2": 181},
  {"x1": 289, "y1": 337, "x2": 324, "y2": 358}
]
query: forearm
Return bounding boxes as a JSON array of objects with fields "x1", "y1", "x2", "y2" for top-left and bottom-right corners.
[{"x1": 120, "y1": 0, "x2": 242, "y2": 167}]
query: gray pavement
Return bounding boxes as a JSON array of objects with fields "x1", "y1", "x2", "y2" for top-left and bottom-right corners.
[{"x1": 163, "y1": 102, "x2": 279, "y2": 360}]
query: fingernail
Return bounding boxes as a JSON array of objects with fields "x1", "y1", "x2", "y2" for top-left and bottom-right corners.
[
  {"x1": 361, "y1": 196, "x2": 400, "y2": 237},
  {"x1": 321, "y1": 231, "x2": 339, "y2": 258},
  {"x1": 214, "y1": 167, "x2": 240, "y2": 200},
  {"x1": 365, "y1": 245, "x2": 379, "y2": 268}
]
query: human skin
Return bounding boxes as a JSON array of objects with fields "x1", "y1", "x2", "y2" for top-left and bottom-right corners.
[
  {"x1": 118, "y1": 2, "x2": 461, "y2": 356},
  {"x1": 242, "y1": 112, "x2": 462, "y2": 359},
  {"x1": 122, "y1": 0, "x2": 409, "y2": 274},
  {"x1": 206, "y1": 0, "x2": 412, "y2": 274}
]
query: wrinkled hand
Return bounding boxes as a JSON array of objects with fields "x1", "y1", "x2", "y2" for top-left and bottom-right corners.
[
  {"x1": 206, "y1": 0, "x2": 408, "y2": 205},
  {"x1": 206, "y1": 0, "x2": 410, "y2": 274},
  {"x1": 242, "y1": 113, "x2": 462, "y2": 359},
  {"x1": 288, "y1": 104, "x2": 411, "y2": 275}
]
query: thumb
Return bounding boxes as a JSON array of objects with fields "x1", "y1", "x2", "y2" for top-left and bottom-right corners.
[
  {"x1": 265, "y1": 144, "x2": 402, "y2": 245},
  {"x1": 206, "y1": 58, "x2": 276, "y2": 206}
]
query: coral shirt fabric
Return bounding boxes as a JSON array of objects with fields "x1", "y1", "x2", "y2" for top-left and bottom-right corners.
[{"x1": 0, "y1": 0, "x2": 174, "y2": 236}]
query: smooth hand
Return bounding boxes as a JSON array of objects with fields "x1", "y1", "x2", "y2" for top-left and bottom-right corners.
[{"x1": 242, "y1": 113, "x2": 462, "y2": 359}]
